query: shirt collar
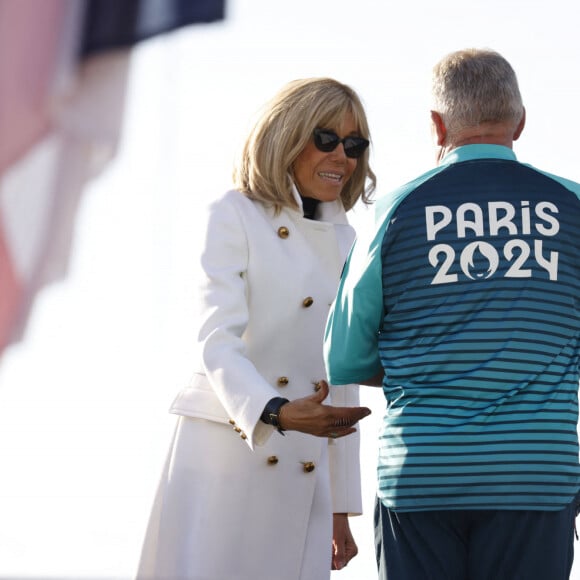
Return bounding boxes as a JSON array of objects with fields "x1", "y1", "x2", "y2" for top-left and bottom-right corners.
[
  {"x1": 289, "y1": 181, "x2": 348, "y2": 225},
  {"x1": 440, "y1": 144, "x2": 518, "y2": 167}
]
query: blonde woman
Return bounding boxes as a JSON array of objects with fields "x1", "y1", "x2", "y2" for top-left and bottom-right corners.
[{"x1": 137, "y1": 78, "x2": 375, "y2": 580}]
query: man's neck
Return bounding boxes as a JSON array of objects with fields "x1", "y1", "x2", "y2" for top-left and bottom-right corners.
[{"x1": 436, "y1": 126, "x2": 515, "y2": 165}]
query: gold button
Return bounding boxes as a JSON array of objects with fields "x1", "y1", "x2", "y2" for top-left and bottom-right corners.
[
  {"x1": 277, "y1": 226, "x2": 289, "y2": 239},
  {"x1": 241, "y1": 433, "x2": 247, "y2": 440},
  {"x1": 313, "y1": 381, "x2": 322, "y2": 392},
  {"x1": 302, "y1": 461, "x2": 315, "y2": 473},
  {"x1": 234, "y1": 426, "x2": 242, "y2": 433},
  {"x1": 267, "y1": 456, "x2": 279, "y2": 465},
  {"x1": 302, "y1": 297, "x2": 314, "y2": 308},
  {"x1": 277, "y1": 376, "x2": 289, "y2": 387},
  {"x1": 228, "y1": 419, "x2": 236, "y2": 425}
]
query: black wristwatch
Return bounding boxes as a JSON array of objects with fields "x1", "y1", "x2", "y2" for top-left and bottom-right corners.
[{"x1": 260, "y1": 397, "x2": 290, "y2": 435}]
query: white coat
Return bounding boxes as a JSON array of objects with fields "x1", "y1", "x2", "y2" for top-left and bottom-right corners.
[{"x1": 137, "y1": 188, "x2": 362, "y2": 580}]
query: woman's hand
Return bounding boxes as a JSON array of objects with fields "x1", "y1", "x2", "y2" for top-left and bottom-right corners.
[
  {"x1": 332, "y1": 513, "x2": 358, "y2": 570},
  {"x1": 278, "y1": 380, "x2": 371, "y2": 438}
]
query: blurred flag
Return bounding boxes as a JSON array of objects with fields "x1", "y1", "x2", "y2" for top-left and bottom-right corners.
[{"x1": 0, "y1": 0, "x2": 225, "y2": 358}]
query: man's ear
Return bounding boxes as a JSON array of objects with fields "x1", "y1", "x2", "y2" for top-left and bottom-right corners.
[
  {"x1": 513, "y1": 108, "x2": 526, "y2": 141},
  {"x1": 430, "y1": 111, "x2": 446, "y2": 146}
]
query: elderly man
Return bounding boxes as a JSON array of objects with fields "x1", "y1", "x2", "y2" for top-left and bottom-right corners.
[{"x1": 325, "y1": 48, "x2": 580, "y2": 580}]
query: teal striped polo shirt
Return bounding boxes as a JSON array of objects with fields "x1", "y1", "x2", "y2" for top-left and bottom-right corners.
[{"x1": 325, "y1": 144, "x2": 580, "y2": 511}]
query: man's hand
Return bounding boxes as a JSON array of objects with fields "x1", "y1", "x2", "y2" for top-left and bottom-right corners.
[
  {"x1": 278, "y1": 380, "x2": 371, "y2": 438},
  {"x1": 332, "y1": 513, "x2": 358, "y2": 570}
]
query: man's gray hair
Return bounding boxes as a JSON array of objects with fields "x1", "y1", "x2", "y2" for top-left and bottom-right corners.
[{"x1": 432, "y1": 48, "x2": 524, "y2": 135}]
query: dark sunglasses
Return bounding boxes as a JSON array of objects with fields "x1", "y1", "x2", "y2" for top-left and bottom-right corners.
[{"x1": 313, "y1": 128, "x2": 369, "y2": 159}]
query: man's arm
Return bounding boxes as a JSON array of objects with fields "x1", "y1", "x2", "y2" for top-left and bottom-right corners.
[
  {"x1": 324, "y1": 224, "x2": 386, "y2": 385},
  {"x1": 358, "y1": 370, "x2": 384, "y2": 386}
]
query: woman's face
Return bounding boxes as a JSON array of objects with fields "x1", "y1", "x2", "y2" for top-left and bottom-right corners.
[{"x1": 292, "y1": 111, "x2": 359, "y2": 202}]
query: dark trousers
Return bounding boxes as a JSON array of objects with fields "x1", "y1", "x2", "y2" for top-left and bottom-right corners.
[{"x1": 374, "y1": 495, "x2": 580, "y2": 580}]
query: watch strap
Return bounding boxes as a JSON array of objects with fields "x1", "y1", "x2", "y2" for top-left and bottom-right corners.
[{"x1": 260, "y1": 397, "x2": 290, "y2": 434}]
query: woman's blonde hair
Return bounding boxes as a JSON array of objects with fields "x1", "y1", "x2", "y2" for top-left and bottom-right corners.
[{"x1": 233, "y1": 78, "x2": 376, "y2": 212}]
